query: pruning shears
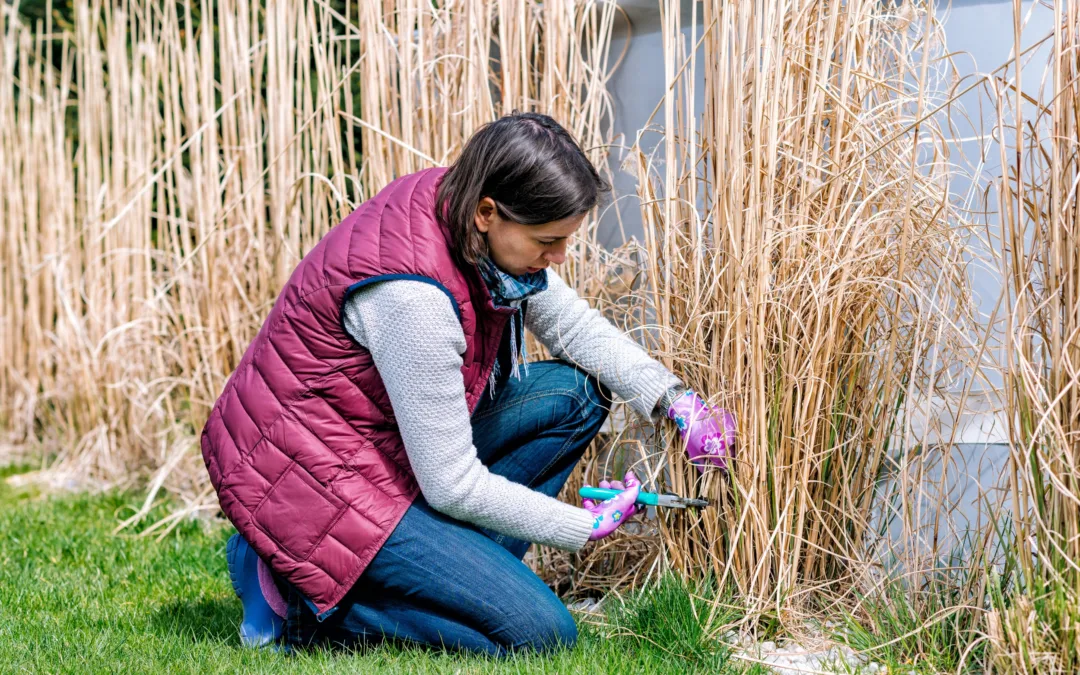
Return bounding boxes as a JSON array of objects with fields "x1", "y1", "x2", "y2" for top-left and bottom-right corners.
[{"x1": 578, "y1": 487, "x2": 710, "y2": 509}]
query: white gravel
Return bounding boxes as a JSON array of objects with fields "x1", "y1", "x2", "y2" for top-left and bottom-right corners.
[{"x1": 723, "y1": 631, "x2": 886, "y2": 675}]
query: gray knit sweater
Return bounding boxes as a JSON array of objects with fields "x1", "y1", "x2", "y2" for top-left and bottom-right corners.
[{"x1": 342, "y1": 268, "x2": 682, "y2": 552}]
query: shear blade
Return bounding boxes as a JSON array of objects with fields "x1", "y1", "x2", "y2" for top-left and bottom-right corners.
[{"x1": 658, "y1": 493, "x2": 710, "y2": 509}]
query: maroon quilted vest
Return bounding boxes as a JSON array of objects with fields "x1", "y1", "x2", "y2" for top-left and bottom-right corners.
[{"x1": 200, "y1": 167, "x2": 514, "y2": 614}]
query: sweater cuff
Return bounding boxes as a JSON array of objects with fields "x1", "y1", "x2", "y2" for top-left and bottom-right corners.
[
  {"x1": 548, "y1": 504, "x2": 596, "y2": 551},
  {"x1": 627, "y1": 362, "x2": 684, "y2": 424}
]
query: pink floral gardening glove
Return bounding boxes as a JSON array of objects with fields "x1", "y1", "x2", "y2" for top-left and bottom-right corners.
[
  {"x1": 668, "y1": 389, "x2": 737, "y2": 472},
  {"x1": 582, "y1": 471, "x2": 640, "y2": 540}
]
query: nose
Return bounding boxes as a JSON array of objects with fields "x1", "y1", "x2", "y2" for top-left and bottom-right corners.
[{"x1": 544, "y1": 241, "x2": 568, "y2": 265}]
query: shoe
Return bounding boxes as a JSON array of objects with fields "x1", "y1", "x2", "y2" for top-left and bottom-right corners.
[{"x1": 226, "y1": 532, "x2": 286, "y2": 648}]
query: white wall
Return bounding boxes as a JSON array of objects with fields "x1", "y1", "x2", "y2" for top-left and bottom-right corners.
[{"x1": 599, "y1": 0, "x2": 705, "y2": 249}]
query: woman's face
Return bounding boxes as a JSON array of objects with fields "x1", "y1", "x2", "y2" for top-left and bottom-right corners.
[{"x1": 473, "y1": 197, "x2": 585, "y2": 276}]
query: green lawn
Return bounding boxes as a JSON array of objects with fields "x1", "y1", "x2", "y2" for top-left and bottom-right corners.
[{"x1": 0, "y1": 465, "x2": 763, "y2": 674}]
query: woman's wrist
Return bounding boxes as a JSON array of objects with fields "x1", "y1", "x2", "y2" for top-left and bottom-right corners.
[{"x1": 656, "y1": 384, "x2": 688, "y2": 417}]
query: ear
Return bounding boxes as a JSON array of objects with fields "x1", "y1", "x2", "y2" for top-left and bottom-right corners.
[{"x1": 474, "y1": 197, "x2": 497, "y2": 234}]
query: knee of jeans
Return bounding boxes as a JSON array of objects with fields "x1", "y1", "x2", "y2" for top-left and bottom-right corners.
[
  {"x1": 544, "y1": 361, "x2": 610, "y2": 431},
  {"x1": 513, "y1": 601, "x2": 578, "y2": 653}
]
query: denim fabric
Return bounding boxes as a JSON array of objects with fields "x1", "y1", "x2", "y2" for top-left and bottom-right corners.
[{"x1": 282, "y1": 360, "x2": 611, "y2": 656}]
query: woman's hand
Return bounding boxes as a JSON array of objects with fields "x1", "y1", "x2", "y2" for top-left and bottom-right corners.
[
  {"x1": 582, "y1": 471, "x2": 640, "y2": 540},
  {"x1": 667, "y1": 390, "x2": 736, "y2": 472}
]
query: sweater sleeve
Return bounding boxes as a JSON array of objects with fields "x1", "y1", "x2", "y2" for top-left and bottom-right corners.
[
  {"x1": 342, "y1": 280, "x2": 595, "y2": 551},
  {"x1": 525, "y1": 269, "x2": 684, "y2": 424}
]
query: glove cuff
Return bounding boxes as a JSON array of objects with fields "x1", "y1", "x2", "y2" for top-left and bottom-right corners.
[
  {"x1": 658, "y1": 383, "x2": 688, "y2": 414},
  {"x1": 666, "y1": 388, "x2": 706, "y2": 430}
]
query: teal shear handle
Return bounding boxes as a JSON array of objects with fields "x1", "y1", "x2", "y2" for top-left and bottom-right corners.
[
  {"x1": 579, "y1": 486, "x2": 660, "y2": 506},
  {"x1": 578, "y1": 487, "x2": 710, "y2": 509}
]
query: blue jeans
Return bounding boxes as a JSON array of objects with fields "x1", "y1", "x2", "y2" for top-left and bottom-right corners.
[{"x1": 282, "y1": 360, "x2": 611, "y2": 656}]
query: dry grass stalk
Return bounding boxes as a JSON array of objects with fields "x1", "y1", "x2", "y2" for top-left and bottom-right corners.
[
  {"x1": 987, "y1": 0, "x2": 1080, "y2": 671},
  {"x1": 610, "y1": 0, "x2": 976, "y2": 621},
  {"x1": 0, "y1": 0, "x2": 617, "y2": 510}
]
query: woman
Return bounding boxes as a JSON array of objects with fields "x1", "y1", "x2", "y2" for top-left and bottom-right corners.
[{"x1": 202, "y1": 112, "x2": 735, "y2": 656}]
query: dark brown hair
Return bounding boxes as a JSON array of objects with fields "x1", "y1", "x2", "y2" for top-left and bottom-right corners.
[{"x1": 436, "y1": 111, "x2": 610, "y2": 265}]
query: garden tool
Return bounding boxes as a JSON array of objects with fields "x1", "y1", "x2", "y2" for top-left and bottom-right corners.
[{"x1": 578, "y1": 486, "x2": 710, "y2": 509}]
